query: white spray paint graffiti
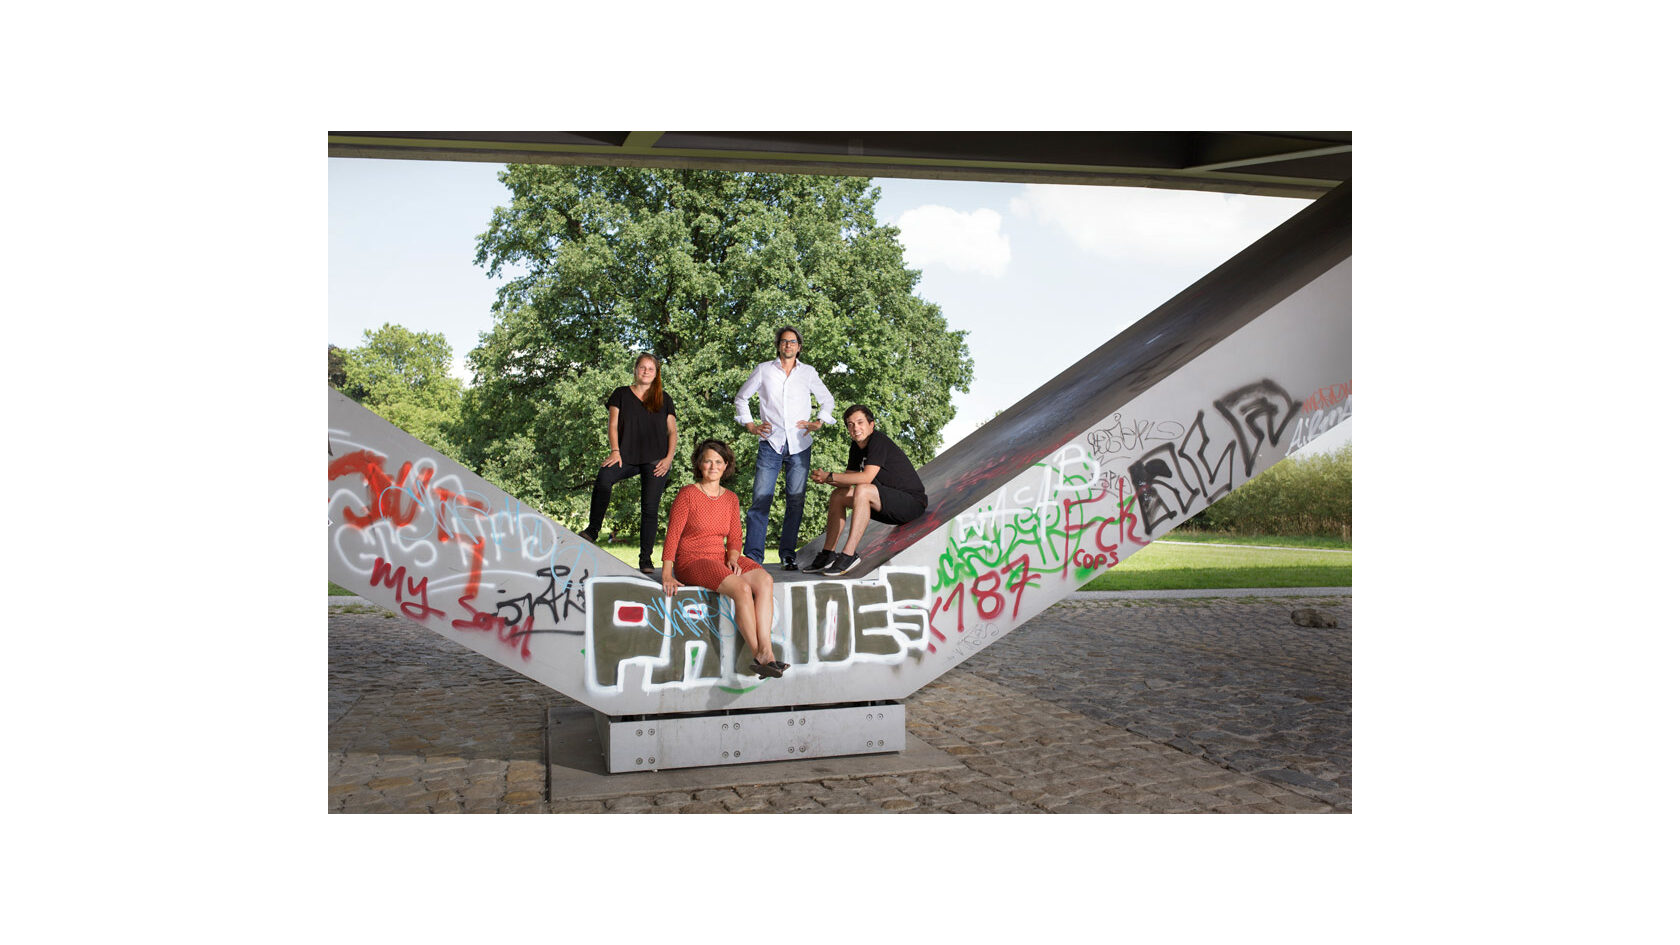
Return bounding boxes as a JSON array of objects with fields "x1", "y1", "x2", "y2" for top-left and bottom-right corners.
[
  {"x1": 583, "y1": 567, "x2": 933, "y2": 697},
  {"x1": 328, "y1": 430, "x2": 613, "y2": 662},
  {"x1": 1288, "y1": 392, "x2": 1353, "y2": 454}
]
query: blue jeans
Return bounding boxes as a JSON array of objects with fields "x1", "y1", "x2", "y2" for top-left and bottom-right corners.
[{"x1": 744, "y1": 441, "x2": 811, "y2": 563}]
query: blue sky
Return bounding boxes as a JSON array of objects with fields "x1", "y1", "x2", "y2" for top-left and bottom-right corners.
[{"x1": 328, "y1": 158, "x2": 1349, "y2": 456}]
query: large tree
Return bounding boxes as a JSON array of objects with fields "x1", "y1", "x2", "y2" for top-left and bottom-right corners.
[
  {"x1": 460, "y1": 166, "x2": 973, "y2": 541},
  {"x1": 342, "y1": 323, "x2": 465, "y2": 458},
  {"x1": 327, "y1": 344, "x2": 347, "y2": 388}
]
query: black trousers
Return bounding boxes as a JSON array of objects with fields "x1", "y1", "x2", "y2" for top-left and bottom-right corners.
[{"x1": 587, "y1": 462, "x2": 670, "y2": 566}]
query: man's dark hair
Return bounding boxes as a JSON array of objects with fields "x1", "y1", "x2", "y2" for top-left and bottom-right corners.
[{"x1": 843, "y1": 404, "x2": 874, "y2": 423}]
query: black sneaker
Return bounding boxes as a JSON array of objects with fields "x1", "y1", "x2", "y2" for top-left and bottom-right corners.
[
  {"x1": 781, "y1": 559, "x2": 799, "y2": 572},
  {"x1": 802, "y1": 550, "x2": 837, "y2": 573},
  {"x1": 822, "y1": 552, "x2": 860, "y2": 576}
]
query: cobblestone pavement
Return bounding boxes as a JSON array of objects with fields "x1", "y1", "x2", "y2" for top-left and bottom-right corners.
[
  {"x1": 329, "y1": 595, "x2": 1351, "y2": 813},
  {"x1": 960, "y1": 597, "x2": 1351, "y2": 810}
]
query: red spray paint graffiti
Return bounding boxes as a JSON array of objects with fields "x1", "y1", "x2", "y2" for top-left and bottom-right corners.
[
  {"x1": 330, "y1": 451, "x2": 531, "y2": 660},
  {"x1": 928, "y1": 553, "x2": 1040, "y2": 653}
]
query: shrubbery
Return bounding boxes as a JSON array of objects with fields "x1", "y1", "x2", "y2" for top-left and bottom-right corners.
[{"x1": 1183, "y1": 443, "x2": 1351, "y2": 538}]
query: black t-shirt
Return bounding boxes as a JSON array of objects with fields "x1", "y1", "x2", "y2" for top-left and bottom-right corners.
[
  {"x1": 847, "y1": 430, "x2": 926, "y2": 504},
  {"x1": 607, "y1": 386, "x2": 676, "y2": 465}
]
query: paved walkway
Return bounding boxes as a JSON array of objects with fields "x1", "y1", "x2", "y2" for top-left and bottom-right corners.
[{"x1": 329, "y1": 592, "x2": 1352, "y2": 813}]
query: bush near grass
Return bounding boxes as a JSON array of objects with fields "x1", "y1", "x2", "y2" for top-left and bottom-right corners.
[
  {"x1": 1155, "y1": 532, "x2": 1349, "y2": 550},
  {"x1": 1184, "y1": 443, "x2": 1351, "y2": 539}
]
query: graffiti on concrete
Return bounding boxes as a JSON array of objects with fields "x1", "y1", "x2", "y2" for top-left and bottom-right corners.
[
  {"x1": 1298, "y1": 381, "x2": 1352, "y2": 416},
  {"x1": 584, "y1": 567, "x2": 933, "y2": 695},
  {"x1": 1087, "y1": 413, "x2": 1185, "y2": 457},
  {"x1": 925, "y1": 441, "x2": 1151, "y2": 652},
  {"x1": 1127, "y1": 379, "x2": 1302, "y2": 534},
  {"x1": 1086, "y1": 412, "x2": 1179, "y2": 498},
  {"x1": 1288, "y1": 382, "x2": 1352, "y2": 454},
  {"x1": 948, "y1": 620, "x2": 1007, "y2": 662},
  {"x1": 493, "y1": 563, "x2": 592, "y2": 635},
  {"x1": 329, "y1": 441, "x2": 607, "y2": 660},
  {"x1": 917, "y1": 377, "x2": 1314, "y2": 659}
]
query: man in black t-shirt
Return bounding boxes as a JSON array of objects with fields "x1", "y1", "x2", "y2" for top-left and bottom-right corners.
[{"x1": 805, "y1": 404, "x2": 927, "y2": 576}]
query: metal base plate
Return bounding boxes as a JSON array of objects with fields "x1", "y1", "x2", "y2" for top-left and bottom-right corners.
[{"x1": 596, "y1": 701, "x2": 905, "y2": 773}]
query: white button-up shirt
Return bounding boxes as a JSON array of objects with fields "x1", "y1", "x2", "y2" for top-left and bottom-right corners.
[{"x1": 733, "y1": 359, "x2": 836, "y2": 455}]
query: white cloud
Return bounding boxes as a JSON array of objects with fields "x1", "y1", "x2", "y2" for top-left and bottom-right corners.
[
  {"x1": 1009, "y1": 184, "x2": 1311, "y2": 265},
  {"x1": 893, "y1": 205, "x2": 1011, "y2": 277}
]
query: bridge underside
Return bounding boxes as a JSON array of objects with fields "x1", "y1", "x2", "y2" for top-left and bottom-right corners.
[{"x1": 328, "y1": 130, "x2": 1350, "y2": 199}]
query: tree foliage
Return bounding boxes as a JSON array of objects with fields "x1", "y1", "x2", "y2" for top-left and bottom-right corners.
[
  {"x1": 458, "y1": 166, "x2": 974, "y2": 538},
  {"x1": 341, "y1": 323, "x2": 465, "y2": 458},
  {"x1": 327, "y1": 344, "x2": 347, "y2": 388}
]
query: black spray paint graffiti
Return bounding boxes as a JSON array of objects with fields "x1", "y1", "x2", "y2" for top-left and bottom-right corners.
[
  {"x1": 494, "y1": 564, "x2": 590, "y2": 636},
  {"x1": 1087, "y1": 413, "x2": 1185, "y2": 457},
  {"x1": 1087, "y1": 413, "x2": 1184, "y2": 500},
  {"x1": 1127, "y1": 380, "x2": 1302, "y2": 534},
  {"x1": 585, "y1": 569, "x2": 931, "y2": 695}
]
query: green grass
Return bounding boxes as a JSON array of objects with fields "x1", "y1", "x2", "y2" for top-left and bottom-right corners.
[
  {"x1": 1079, "y1": 539, "x2": 1351, "y2": 591},
  {"x1": 326, "y1": 545, "x2": 785, "y2": 597},
  {"x1": 595, "y1": 544, "x2": 790, "y2": 569},
  {"x1": 1150, "y1": 530, "x2": 1351, "y2": 551},
  {"x1": 599, "y1": 539, "x2": 1347, "y2": 591},
  {"x1": 599, "y1": 544, "x2": 644, "y2": 568}
]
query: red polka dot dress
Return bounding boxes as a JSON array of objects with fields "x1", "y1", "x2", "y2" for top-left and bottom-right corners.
[{"x1": 663, "y1": 484, "x2": 765, "y2": 590}]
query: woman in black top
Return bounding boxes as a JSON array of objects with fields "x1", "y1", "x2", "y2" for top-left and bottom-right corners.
[{"x1": 578, "y1": 353, "x2": 679, "y2": 574}]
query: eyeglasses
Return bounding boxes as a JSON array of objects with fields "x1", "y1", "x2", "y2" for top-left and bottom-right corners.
[{"x1": 778, "y1": 338, "x2": 801, "y2": 346}]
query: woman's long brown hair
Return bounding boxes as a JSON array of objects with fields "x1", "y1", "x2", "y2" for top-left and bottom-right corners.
[{"x1": 635, "y1": 353, "x2": 664, "y2": 413}]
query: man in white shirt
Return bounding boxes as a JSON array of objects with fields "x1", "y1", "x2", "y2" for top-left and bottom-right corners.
[{"x1": 733, "y1": 326, "x2": 836, "y2": 569}]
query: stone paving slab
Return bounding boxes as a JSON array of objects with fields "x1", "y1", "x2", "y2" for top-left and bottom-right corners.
[{"x1": 329, "y1": 595, "x2": 1351, "y2": 813}]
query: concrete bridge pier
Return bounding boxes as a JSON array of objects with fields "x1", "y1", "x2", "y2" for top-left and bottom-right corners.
[{"x1": 593, "y1": 701, "x2": 906, "y2": 773}]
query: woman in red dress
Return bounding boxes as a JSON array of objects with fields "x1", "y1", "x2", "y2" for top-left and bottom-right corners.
[{"x1": 661, "y1": 439, "x2": 785, "y2": 678}]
